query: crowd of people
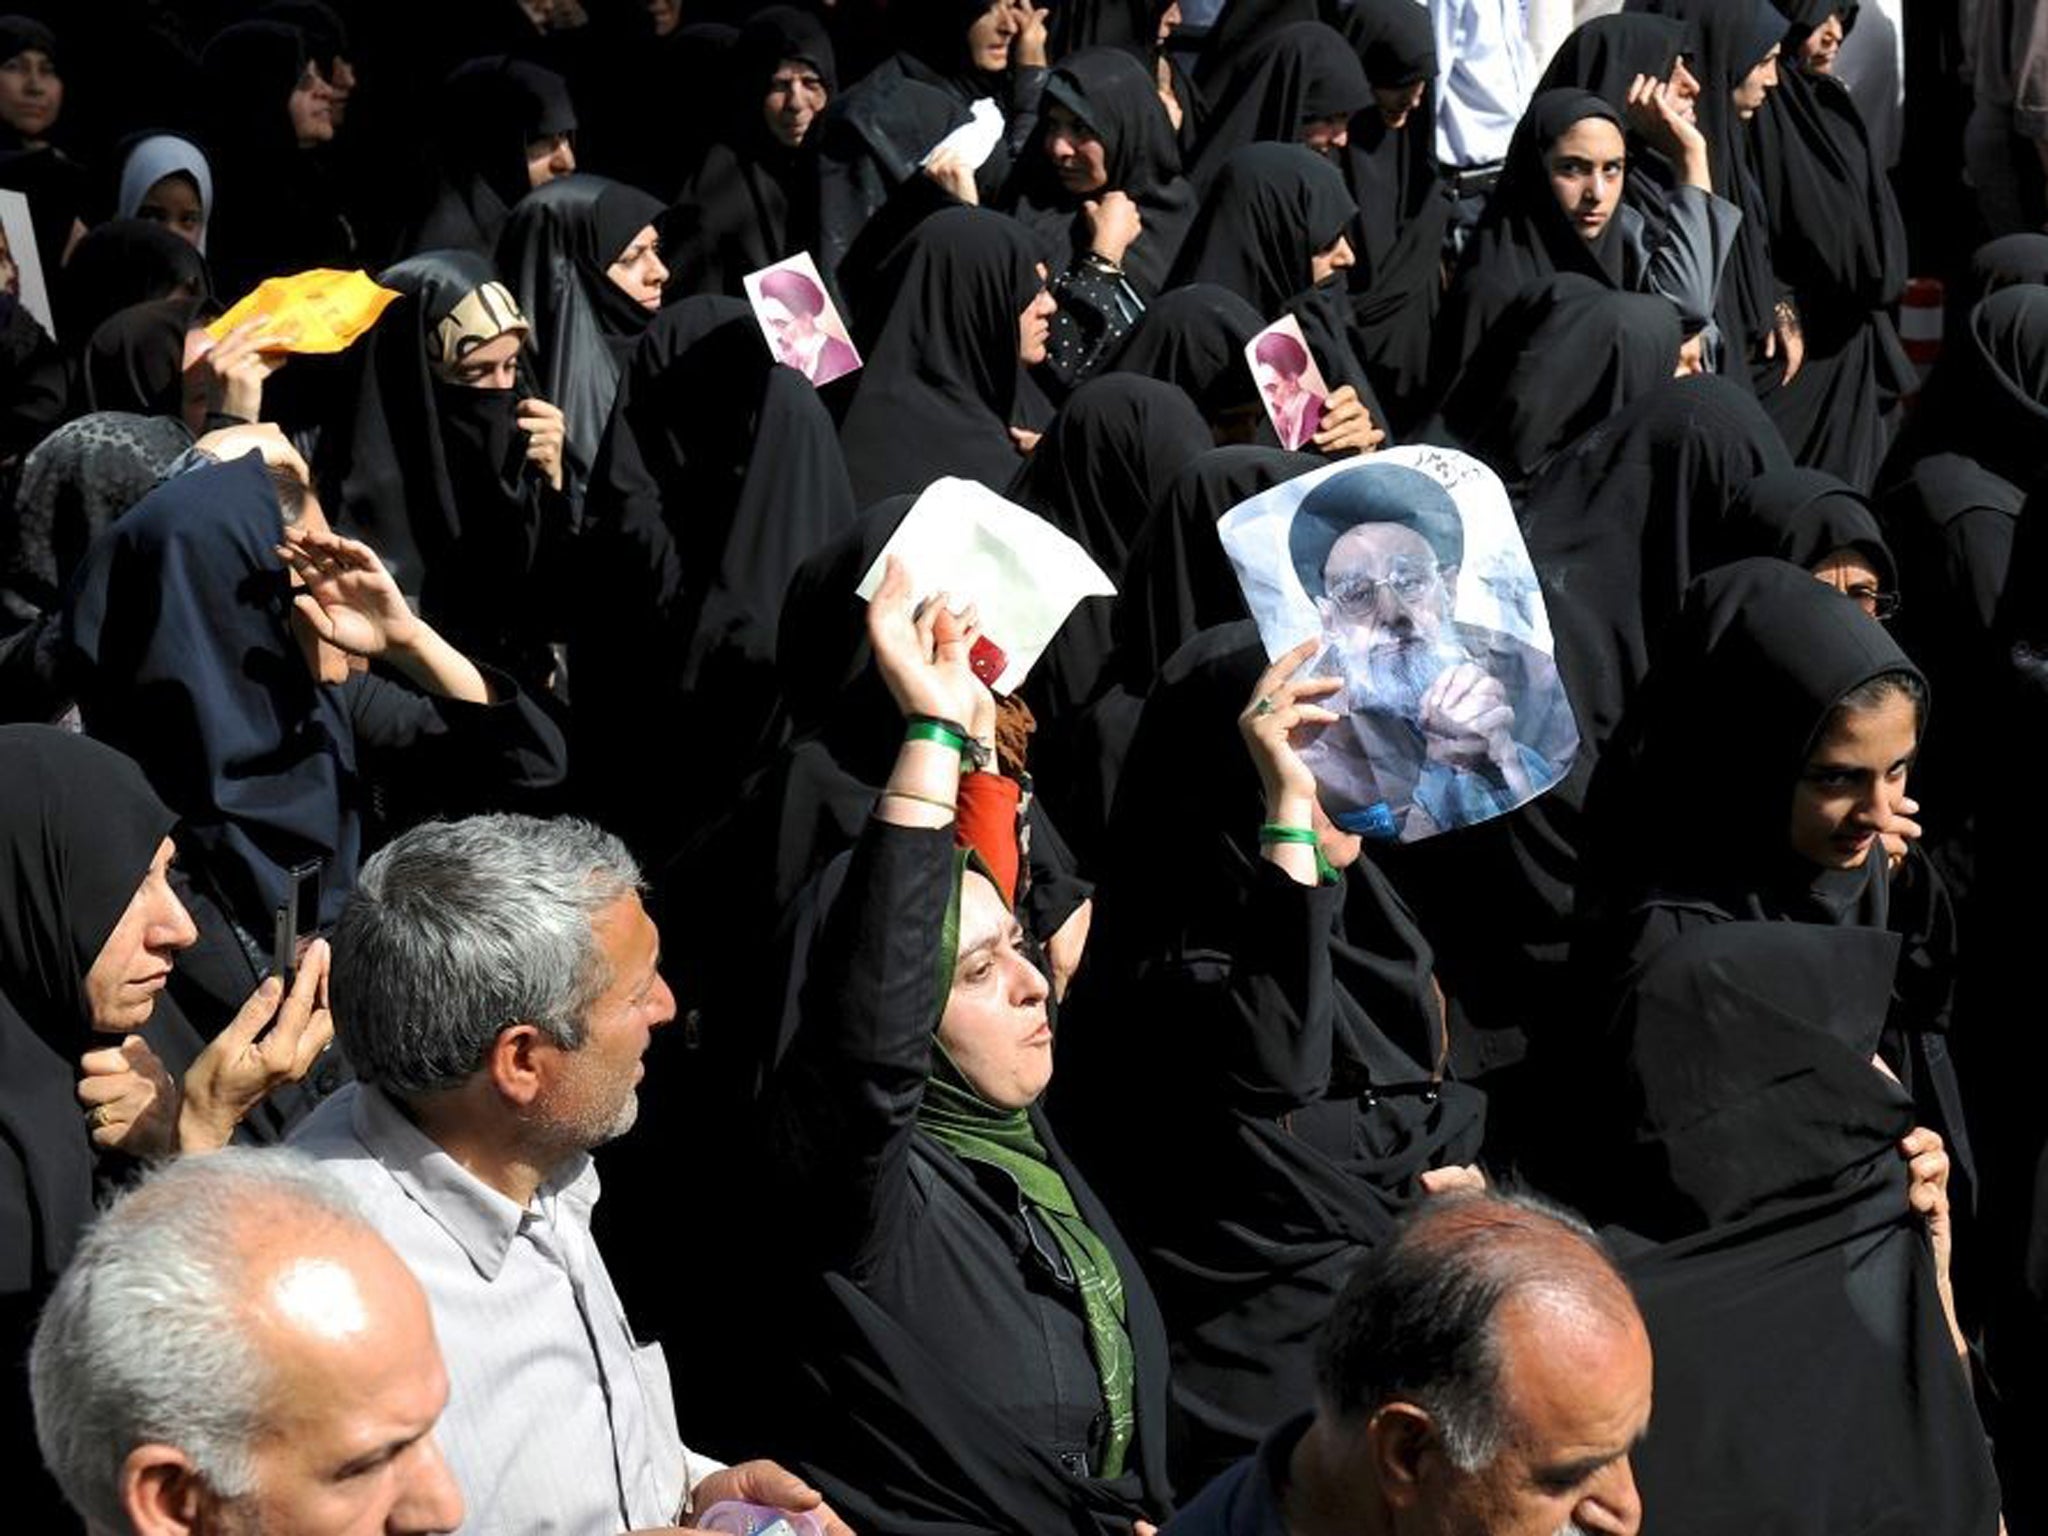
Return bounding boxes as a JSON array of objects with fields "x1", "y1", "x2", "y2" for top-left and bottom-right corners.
[{"x1": 0, "y1": 0, "x2": 2043, "y2": 1531}]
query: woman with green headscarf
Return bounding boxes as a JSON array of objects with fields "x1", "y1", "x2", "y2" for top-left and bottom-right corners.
[{"x1": 761, "y1": 554, "x2": 1174, "y2": 1534}]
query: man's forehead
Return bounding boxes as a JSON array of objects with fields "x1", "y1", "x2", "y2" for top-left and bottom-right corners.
[{"x1": 1327, "y1": 520, "x2": 1433, "y2": 570}]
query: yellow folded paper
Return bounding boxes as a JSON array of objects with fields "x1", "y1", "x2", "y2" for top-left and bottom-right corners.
[{"x1": 205, "y1": 269, "x2": 400, "y2": 354}]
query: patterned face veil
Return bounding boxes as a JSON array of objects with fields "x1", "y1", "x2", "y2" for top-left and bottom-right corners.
[{"x1": 425, "y1": 279, "x2": 528, "y2": 379}]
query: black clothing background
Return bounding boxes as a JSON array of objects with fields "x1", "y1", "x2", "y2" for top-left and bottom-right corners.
[
  {"x1": 395, "y1": 56, "x2": 577, "y2": 261},
  {"x1": 837, "y1": 204, "x2": 1043, "y2": 502},
  {"x1": 1062, "y1": 621, "x2": 1483, "y2": 1490},
  {"x1": 51, "y1": 220, "x2": 208, "y2": 366},
  {"x1": 1184, "y1": 21, "x2": 1368, "y2": 189},
  {"x1": 1106, "y1": 282, "x2": 1264, "y2": 421},
  {"x1": 1722, "y1": 463, "x2": 1896, "y2": 586},
  {"x1": 572, "y1": 293, "x2": 857, "y2": 867}
]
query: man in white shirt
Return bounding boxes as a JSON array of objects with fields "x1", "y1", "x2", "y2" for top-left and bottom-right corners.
[
  {"x1": 1429, "y1": 0, "x2": 1536, "y2": 204},
  {"x1": 293, "y1": 814, "x2": 847, "y2": 1536}
]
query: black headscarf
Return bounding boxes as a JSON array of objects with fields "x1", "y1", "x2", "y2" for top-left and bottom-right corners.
[
  {"x1": 1537, "y1": 12, "x2": 1694, "y2": 108},
  {"x1": 837, "y1": 205, "x2": 1043, "y2": 503},
  {"x1": 400, "y1": 56, "x2": 577, "y2": 259},
  {"x1": 200, "y1": 19, "x2": 355, "y2": 300},
  {"x1": 1433, "y1": 91, "x2": 1635, "y2": 387},
  {"x1": 1059, "y1": 620, "x2": 1485, "y2": 1489},
  {"x1": 1626, "y1": 0, "x2": 1788, "y2": 362},
  {"x1": 1720, "y1": 466, "x2": 1895, "y2": 586},
  {"x1": 1187, "y1": 21, "x2": 1371, "y2": 188},
  {"x1": 1105, "y1": 281, "x2": 1264, "y2": 422},
  {"x1": 52, "y1": 220, "x2": 209, "y2": 362},
  {"x1": 1165, "y1": 141, "x2": 1383, "y2": 414},
  {"x1": 63, "y1": 453, "x2": 360, "y2": 937},
  {"x1": 1884, "y1": 284, "x2": 2048, "y2": 495},
  {"x1": 1012, "y1": 47, "x2": 1194, "y2": 298},
  {"x1": 573, "y1": 293, "x2": 858, "y2": 862},
  {"x1": 1423, "y1": 273, "x2": 1683, "y2": 500},
  {"x1": 1968, "y1": 232, "x2": 2048, "y2": 300},
  {"x1": 0, "y1": 726, "x2": 202, "y2": 1295},
  {"x1": 79, "y1": 297, "x2": 203, "y2": 420},
  {"x1": 496, "y1": 171, "x2": 665, "y2": 503},
  {"x1": 664, "y1": 9, "x2": 835, "y2": 298}
]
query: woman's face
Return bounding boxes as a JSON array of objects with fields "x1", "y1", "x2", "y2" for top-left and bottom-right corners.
[
  {"x1": 289, "y1": 62, "x2": 336, "y2": 146},
  {"x1": 607, "y1": 223, "x2": 670, "y2": 310},
  {"x1": 1810, "y1": 548, "x2": 1891, "y2": 619},
  {"x1": 526, "y1": 131, "x2": 576, "y2": 188},
  {"x1": 937, "y1": 872, "x2": 1054, "y2": 1110},
  {"x1": 0, "y1": 47, "x2": 60, "y2": 141},
  {"x1": 1374, "y1": 80, "x2": 1427, "y2": 130},
  {"x1": 1018, "y1": 272, "x2": 1056, "y2": 364},
  {"x1": 1299, "y1": 112, "x2": 1350, "y2": 156},
  {"x1": 1800, "y1": 13, "x2": 1845, "y2": 72},
  {"x1": 1674, "y1": 330, "x2": 1706, "y2": 375},
  {"x1": 1547, "y1": 117, "x2": 1627, "y2": 241},
  {"x1": 765, "y1": 59, "x2": 829, "y2": 148},
  {"x1": 1788, "y1": 689, "x2": 1917, "y2": 869},
  {"x1": 83, "y1": 837, "x2": 200, "y2": 1034},
  {"x1": 646, "y1": 0, "x2": 682, "y2": 35},
  {"x1": 0, "y1": 226, "x2": 16, "y2": 299},
  {"x1": 138, "y1": 172, "x2": 205, "y2": 247},
  {"x1": 441, "y1": 329, "x2": 523, "y2": 389},
  {"x1": 318, "y1": 56, "x2": 357, "y2": 127},
  {"x1": 966, "y1": 0, "x2": 1021, "y2": 74},
  {"x1": 1732, "y1": 45, "x2": 1781, "y2": 120},
  {"x1": 1666, "y1": 55, "x2": 1702, "y2": 122},
  {"x1": 1044, "y1": 101, "x2": 1108, "y2": 194},
  {"x1": 1310, "y1": 232, "x2": 1355, "y2": 285},
  {"x1": 1157, "y1": 0, "x2": 1183, "y2": 43}
]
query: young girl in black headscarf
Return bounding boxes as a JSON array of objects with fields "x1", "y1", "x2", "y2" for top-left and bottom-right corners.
[
  {"x1": 496, "y1": 171, "x2": 667, "y2": 507},
  {"x1": 665, "y1": 8, "x2": 835, "y2": 298},
  {"x1": 1433, "y1": 87, "x2": 1739, "y2": 392},
  {"x1": 836, "y1": 204, "x2": 1054, "y2": 502}
]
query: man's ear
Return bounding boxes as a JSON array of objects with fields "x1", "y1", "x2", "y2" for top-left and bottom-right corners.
[
  {"x1": 486, "y1": 1022, "x2": 552, "y2": 1109},
  {"x1": 123, "y1": 1444, "x2": 208, "y2": 1536},
  {"x1": 1366, "y1": 1402, "x2": 1441, "y2": 1511}
]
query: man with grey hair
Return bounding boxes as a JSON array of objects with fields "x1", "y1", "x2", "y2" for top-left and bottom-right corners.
[
  {"x1": 29, "y1": 1147, "x2": 464, "y2": 1535},
  {"x1": 290, "y1": 813, "x2": 844, "y2": 1536},
  {"x1": 1164, "y1": 1190, "x2": 1652, "y2": 1536}
]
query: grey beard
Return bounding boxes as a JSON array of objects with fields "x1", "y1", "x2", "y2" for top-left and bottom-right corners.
[{"x1": 1342, "y1": 638, "x2": 1451, "y2": 719}]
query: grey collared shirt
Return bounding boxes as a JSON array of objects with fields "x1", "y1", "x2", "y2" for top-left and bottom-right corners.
[{"x1": 290, "y1": 1083, "x2": 720, "y2": 1535}]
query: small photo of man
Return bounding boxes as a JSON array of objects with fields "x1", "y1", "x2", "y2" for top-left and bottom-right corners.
[
  {"x1": 1244, "y1": 315, "x2": 1329, "y2": 451},
  {"x1": 744, "y1": 251, "x2": 862, "y2": 387}
]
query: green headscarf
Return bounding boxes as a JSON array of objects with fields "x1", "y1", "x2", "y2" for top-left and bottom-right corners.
[{"x1": 915, "y1": 851, "x2": 1138, "y2": 1478}]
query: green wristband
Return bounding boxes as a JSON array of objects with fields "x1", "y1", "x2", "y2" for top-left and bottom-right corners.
[
  {"x1": 905, "y1": 719, "x2": 968, "y2": 755},
  {"x1": 1258, "y1": 823, "x2": 1341, "y2": 886}
]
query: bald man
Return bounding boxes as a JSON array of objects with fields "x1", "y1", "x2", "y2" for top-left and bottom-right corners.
[
  {"x1": 1167, "y1": 1190, "x2": 1652, "y2": 1536},
  {"x1": 29, "y1": 1148, "x2": 464, "y2": 1536}
]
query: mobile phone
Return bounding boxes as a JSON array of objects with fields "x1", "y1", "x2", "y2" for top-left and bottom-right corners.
[{"x1": 270, "y1": 859, "x2": 324, "y2": 991}]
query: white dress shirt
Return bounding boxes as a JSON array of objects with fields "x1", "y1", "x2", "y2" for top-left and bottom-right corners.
[
  {"x1": 1429, "y1": 0, "x2": 1536, "y2": 167},
  {"x1": 291, "y1": 1083, "x2": 723, "y2": 1536}
]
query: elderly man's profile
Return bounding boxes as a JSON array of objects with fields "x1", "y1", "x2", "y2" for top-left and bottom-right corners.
[
  {"x1": 1285, "y1": 461, "x2": 1576, "y2": 839},
  {"x1": 746, "y1": 255, "x2": 862, "y2": 386},
  {"x1": 1247, "y1": 317, "x2": 1327, "y2": 451}
]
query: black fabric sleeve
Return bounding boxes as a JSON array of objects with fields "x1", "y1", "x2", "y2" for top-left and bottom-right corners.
[
  {"x1": 1213, "y1": 862, "x2": 1345, "y2": 1113},
  {"x1": 772, "y1": 818, "x2": 954, "y2": 1281},
  {"x1": 1041, "y1": 260, "x2": 1146, "y2": 395},
  {"x1": 344, "y1": 663, "x2": 568, "y2": 818}
]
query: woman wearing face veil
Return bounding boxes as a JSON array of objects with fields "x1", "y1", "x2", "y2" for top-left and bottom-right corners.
[
  {"x1": 1057, "y1": 621, "x2": 1486, "y2": 1491},
  {"x1": 664, "y1": 9, "x2": 835, "y2": 299},
  {"x1": 496, "y1": 171, "x2": 668, "y2": 508},
  {"x1": 760, "y1": 557, "x2": 1171, "y2": 1534},
  {"x1": 1166, "y1": 142, "x2": 1392, "y2": 456},
  {"x1": 1573, "y1": 559, "x2": 1972, "y2": 1232},
  {"x1": 199, "y1": 19, "x2": 355, "y2": 304},
  {"x1": 315, "y1": 250, "x2": 571, "y2": 693},
  {"x1": 1432, "y1": 88, "x2": 1738, "y2": 395},
  {"x1": 1561, "y1": 561, "x2": 1999, "y2": 1536},
  {"x1": 395, "y1": 56, "x2": 577, "y2": 261},
  {"x1": 811, "y1": 0, "x2": 1048, "y2": 277},
  {"x1": 59, "y1": 452, "x2": 567, "y2": 1043},
  {"x1": 837, "y1": 204, "x2": 1053, "y2": 502}
]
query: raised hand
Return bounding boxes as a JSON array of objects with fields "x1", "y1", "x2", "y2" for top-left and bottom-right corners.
[
  {"x1": 518, "y1": 397, "x2": 567, "y2": 492},
  {"x1": 1310, "y1": 384, "x2": 1386, "y2": 458},
  {"x1": 866, "y1": 554, "x2": 992, "y2": 728},
  {"x1": 77, "y1": 1035, "x2": 181, "y2": 1159},
  {"x1": 177, "y1": 939, "x2": 337, "y2": 1153},
  {"x1": 277, "y1": 521, "x2": 422, "y2": 660},
  {"x1": 1240, "y1": 636, "x2": 1343, "y2": 821},
  {"x1": 1625, "y1": 72, "x2": 1710, "y2": 188},
  {"x1": 923, "y1": 146, "x2": 980, "y2": 206},
  {"x1": 195, "y1": 317, "x2": 291, "y2": 423},
  {"x1": 1084, "y1": 189, "x2": 1143, "y2": 266}
]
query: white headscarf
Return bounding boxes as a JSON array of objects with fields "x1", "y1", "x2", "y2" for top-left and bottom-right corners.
[{"x1": 115, "y1": 134, "x2": 214, "y2": 254}]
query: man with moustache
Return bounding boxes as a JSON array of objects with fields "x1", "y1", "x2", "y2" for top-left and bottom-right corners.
[
  {"x1": 292, "y1": 813, "x2": 846, "y2": 1536},
  {"x1": 1287, "y1": 463, "x2": 1572, "y2": 839}
]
